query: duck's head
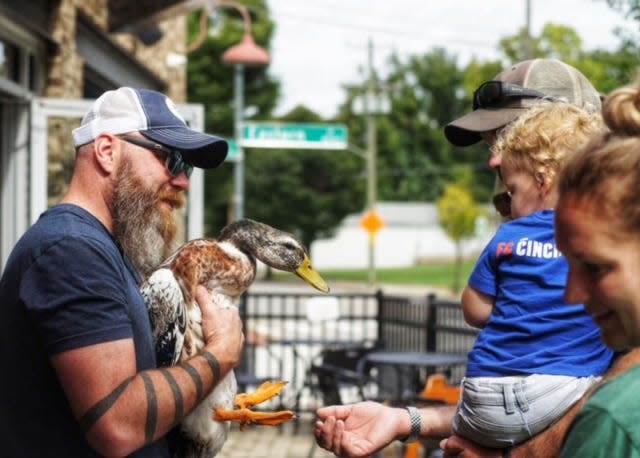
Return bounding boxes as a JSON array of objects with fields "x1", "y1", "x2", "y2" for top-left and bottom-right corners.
[{"x1": 220, "y1": 219, "x2": 330, "y2": 293}]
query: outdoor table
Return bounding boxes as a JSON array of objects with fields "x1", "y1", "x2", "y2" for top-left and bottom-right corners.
[{"x1": 356, "y1": 350, "x2": 468, "y2": 403}]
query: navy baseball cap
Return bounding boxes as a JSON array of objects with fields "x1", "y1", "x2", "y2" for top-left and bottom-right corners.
[{"x1": 72, "y1": 87, "x2": 228, "y2": 169}]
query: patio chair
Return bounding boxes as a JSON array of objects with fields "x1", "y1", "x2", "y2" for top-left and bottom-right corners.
[
  {"x1": 309, "y1": 344, "x2": 378, "y2": 406},
  {"x1": 418, "y1": 373, "x2": 461, "y2": 405}
]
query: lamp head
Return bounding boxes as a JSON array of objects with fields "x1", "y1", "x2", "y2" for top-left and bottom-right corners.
[{"x1": 222, "y1": 34, "x2": 270, "y2": 66}]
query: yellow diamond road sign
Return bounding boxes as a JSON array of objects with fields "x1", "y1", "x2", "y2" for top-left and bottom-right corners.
[{"x1": 361, "y1": 209, "x2": 385, "y2": 236}]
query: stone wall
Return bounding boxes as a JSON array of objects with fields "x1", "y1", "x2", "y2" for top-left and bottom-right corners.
[
  {"x1": 46, "y1": 117, "x2": 78, "y2": 207},
  {"x1": 46, "y1": 0, "x2": 186, "y2": 100},
  {"x1": 43, "y1": 0, "x2": 188, "y2": 216},
  {"x1": 113, "y1": 20, "x2": 187, "y2": 102},
  {"x1": 46, "y1": 0, "x2": 83, "y2": 98}
]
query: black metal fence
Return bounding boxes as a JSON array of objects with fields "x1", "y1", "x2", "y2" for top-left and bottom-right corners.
[{"x1": 237, "y1": 290, "x2": 478, "y2": 411}]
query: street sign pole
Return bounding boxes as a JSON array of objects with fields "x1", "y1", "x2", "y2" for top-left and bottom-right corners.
[
  {"x1": 361, "y1": 209, "x2": 385, "y2": 286},
  {"x1": 366, "y1": 39, "x2": 377, "y2": 286}
]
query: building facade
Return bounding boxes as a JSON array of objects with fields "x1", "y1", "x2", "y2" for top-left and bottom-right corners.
[
  {"x1": 310, "y1": 202, "x2": 496, "y2": 269},
  {"x1": 0, "y1": 0, "x2": 209, "y2": 269}
]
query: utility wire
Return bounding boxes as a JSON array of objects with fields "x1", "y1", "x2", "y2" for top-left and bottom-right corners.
[{"x1": 258, "y1": 4, "x2": 502, "y2": 51}]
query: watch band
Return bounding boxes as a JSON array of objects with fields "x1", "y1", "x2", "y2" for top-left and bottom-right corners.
[{"x1": 402, "y1": 406, "x2": 421, "y2": 443}]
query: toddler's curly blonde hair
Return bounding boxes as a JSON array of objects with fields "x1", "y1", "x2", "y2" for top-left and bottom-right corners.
[{"x1": 493, "y1": 103, "x2": 605, "y2": 183}]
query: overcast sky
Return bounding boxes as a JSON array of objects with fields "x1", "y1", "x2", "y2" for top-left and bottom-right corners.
[{"x1": 265, "y1": 0, "x2": 636, "y2": 118}]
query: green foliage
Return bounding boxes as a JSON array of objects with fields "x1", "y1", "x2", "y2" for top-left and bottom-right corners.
[
  {"x1": 496, "y1": 18, "x2": 639, "y2": 92},
  {"x1": 186, "y1": 0, "x2": 279, "y2": 235},
  {"x1": 601, "y1": 0, "x2": 640, "y2": 20},
  {"x1": 538, "y1": 24, "x2": 583, "y2": 60},
  {"x1": 203, "y1": 164, "x2": 234, "y2": 237},
  {"x1": 244, "y1": 103, "x2": 363, "y2": 248},
  {"x1": 360, "y1": 49, "x2": 488, "y2": 202},
  {"x1": 437, "y1": 184, "x2": 484, "y2": 292},
  {"x1": 186, "y1": 0, "x2": 279, "y2": 137},
  {"x1": 188, "y1": 0, "x2": 640, "y2": 246},
  {"x1": 437, "y1": 184, "x2": 481, "y2": 243},
  {"x1": 461, "y1": 59, "x2": 505, "y2": 98},
  {"x1": 573, "y1": 52, "x2": 638, "y2": 94},
  {"x1": 244, "y1": 146, "x2": 363, "y2": 248},
  {"x1": 499, "y1": 24, "x2": 584, "y2": 62}
]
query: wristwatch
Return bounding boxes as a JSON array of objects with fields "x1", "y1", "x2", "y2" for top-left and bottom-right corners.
[{"x1": 401, "y1": 406, "x2": 421, "y2": 444}]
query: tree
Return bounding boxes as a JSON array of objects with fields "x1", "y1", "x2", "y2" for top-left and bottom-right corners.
[
  {"x1": 498, "y1": 21, "x2": 639, "y2": 92},
  {"x1": 335, "y1": 48, "x2": 495, "y2": 204},
  {"x1": 600, "y1": 0, "x2": 640, "y2": 21},
  {"x1": 333, "y1": 47, "x2": 519, "y2": 208},
  {"x1": 244, "y1": 105, "x2": 364, "y2": 249},
  {"x1": 188, "y1": 0, "x2": 639, "y2": 247},
  {"x1": 188, "y1": 1, "x2": 364, "y2": 246},
  {"x1": 437, "y1": 184, "x2": 483, "y2": 293},
  {"x1": 186, "y1": 0, "x2": 279, "y2": 236},
  {"x1": 500, "y1": 23, "x2": 583, "y2": 62}
]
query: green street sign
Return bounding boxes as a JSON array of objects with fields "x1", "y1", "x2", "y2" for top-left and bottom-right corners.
[
  {"x1": 240, "y1": 122, "x2": 348, "y2": 150},
  {"x1": 224, "y1": 138, "x2": 241, "y2": 162}
]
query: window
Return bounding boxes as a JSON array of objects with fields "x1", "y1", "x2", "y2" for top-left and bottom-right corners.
[
  {"x1": 0, "y1": 13, "x2": 48, "y2": 269},
  {"x1": 0, "y1": 13, "x2": 47, "y2": 94},
  {"x1": 0, "y1": 39, "x2": 19, "y2": 82}
]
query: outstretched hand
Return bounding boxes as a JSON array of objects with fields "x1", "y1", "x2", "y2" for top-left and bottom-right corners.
[{"x1": 314, "y1": 402, "x2": 407, "y2": 458}]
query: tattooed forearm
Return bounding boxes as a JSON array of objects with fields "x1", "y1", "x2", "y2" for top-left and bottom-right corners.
[
  {"x1": 202, "y1": 351, "x2": 221, "y2": 383},
  {"x1": 182, "y1": 364, "x2": 203, "y2": 400},
  {"x1": 79, "y1": 376, "x2": 134, "y2": 432},
  {"x1": 140, "y1": 373, "x2": 157, "y2": 444},
  {"x1": 159, "y1": 369, "x2": 184, "y2": 424},
  {"x1": 76, "y1": 354, "x2": 220, "y2": 443}
]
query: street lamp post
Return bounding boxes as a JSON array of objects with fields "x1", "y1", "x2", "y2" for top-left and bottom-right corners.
[
  {"x1": 222, "y1": 36, "x2": 269, "y2": 220},
  {"x1": 220, "y1": 5, "x2": 269, "y2": 222},
  {"x1": 188, "y1": 0, "x2": 270, "y2": 222},
  {"x1": 231, "y1": 63, "x2": 245, "y2": 220}
]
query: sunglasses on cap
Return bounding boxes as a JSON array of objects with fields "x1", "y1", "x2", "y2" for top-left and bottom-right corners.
[
  {"x1": 492, "y1": 191, "x2": 512, "y2": 219},
  {"x1": 473, "y1": 81, "x2": 548, "y2": 111},
  {"x1": 118, "y1": 135, "x2": 194, "y2": 178}
]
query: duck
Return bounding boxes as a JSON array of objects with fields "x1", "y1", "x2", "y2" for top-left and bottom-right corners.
[{"x1": 140, "y1": 218, "x2": 330, "y2": 457}]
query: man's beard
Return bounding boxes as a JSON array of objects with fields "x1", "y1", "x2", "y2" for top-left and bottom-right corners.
[{"x1": 110, "y1": 157, "x2": 185, "y2": 278}]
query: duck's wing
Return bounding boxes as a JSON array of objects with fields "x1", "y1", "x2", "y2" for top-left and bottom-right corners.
[{"x1": 140, "y1": 268, "x2": 187, "y2": 367}]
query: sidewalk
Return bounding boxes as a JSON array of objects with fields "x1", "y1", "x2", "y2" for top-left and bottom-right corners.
[
  {"x1": 216, "y1": 415, "x2": 335, "y2": 458},
  {"x1": 217, "y1": 413, "x2": 407, "y2": 458}
]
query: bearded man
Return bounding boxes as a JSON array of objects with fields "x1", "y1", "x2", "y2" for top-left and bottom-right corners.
[
  {"x1": 110, "y1": 148, "x2": 184, "y2": 278},
  {"x1": 0, "y1": 88, "x2": 245, "y2": 457}
]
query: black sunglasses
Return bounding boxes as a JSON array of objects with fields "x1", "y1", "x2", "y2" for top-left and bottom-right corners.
[
  {"x1": 118, "y1": 135, "x2": 193, "y2": 178},
  {"x1": 492, "y1": 191, "x2": 512, "y2": 219},
  {"x1": 473, "y1": 81, "x2": 548, "y2": 110}
]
